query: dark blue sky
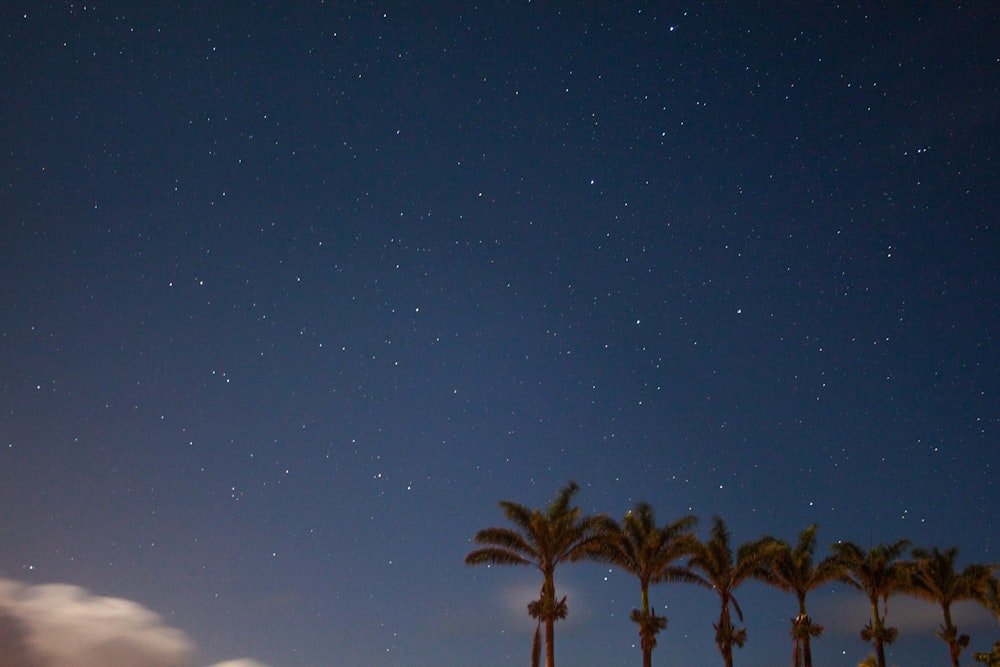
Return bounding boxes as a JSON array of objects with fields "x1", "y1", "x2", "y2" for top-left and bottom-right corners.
[{"x1": 2, "y1": 3, "x2": 999, "y2": 666}]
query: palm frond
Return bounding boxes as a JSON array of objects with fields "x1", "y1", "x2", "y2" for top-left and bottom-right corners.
[
  {"x1": 549, "y1": 480, "x2": 580, "y2": 518},
  {"x1": 472, "y1": 526, "x2": 537, "y2": 558},
  {"x1": 498, "y1": 500, "x2": 537, "y2": 533},
  {"x1": 465, "y1": 547, "x2": 533, "y2": 567},
  {"x1": 730, "y1": 594, "x2": 744, "y2": 622},
  {"x1": 655, "y1": 564, "x2": 704, "y2": 586}
]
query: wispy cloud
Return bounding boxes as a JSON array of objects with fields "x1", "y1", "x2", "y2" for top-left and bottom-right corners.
[
  {"x1": 815, "y1": 591, "x2": 996, "y2": 636},
  {"x1": 498, "y1": 581, "x2": 595, "y2": 629},
  {"x1": 0, "y1": 579, "x2": 274, "y2": 667}
]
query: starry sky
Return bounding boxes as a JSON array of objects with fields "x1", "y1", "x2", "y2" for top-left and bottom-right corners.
[{"x1": 2, "y1": 2, "x2": 999, "y2": 666}]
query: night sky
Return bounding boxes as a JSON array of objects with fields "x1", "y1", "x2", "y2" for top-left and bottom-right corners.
[{"x1": 2, "y1": 3, "x2": 999, "y2": 666}]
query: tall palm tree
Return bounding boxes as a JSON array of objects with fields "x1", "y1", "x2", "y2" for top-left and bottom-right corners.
[
  {"x1": 908, "y1": 546, "x2": 994, "y2": 667},
  {"x1": 465, "y1": 481, "x2": 612, "y2": 667},
  {"x1": 598, "y1": 503, "x2": 700, "y2": 667},
  {"x1": 689, "y1": 517, "x2": 775, "y2": 667},
  {"x1": 759, "y1": 525, "x2": 844, "y2": 667},
  {"x1": 832, "y1": 540, "x2": 911, "y2": 667}
]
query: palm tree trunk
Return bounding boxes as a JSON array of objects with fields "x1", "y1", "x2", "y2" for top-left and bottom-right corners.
[
  {"x1": 545, "y1": 616, "x2": 555, "y2": 667},
  {"x1": 641, "y1": 584, "x2": 652, "y2": 667},
  {"x1": 943, "y1": 604, "x2": 961, "y2": 667},
  {"x1": 720, "y1": 604, "x2": 734, "y2": 667},
  {"x1": 541, "y1": 573, "x2": 556, "y2": 667},
  {"x1": 870, "y1": 600, "x2": 887, "y2": 667},
  {"x1": 798, "y1": 598, "x2": 814, "y2": 667}
]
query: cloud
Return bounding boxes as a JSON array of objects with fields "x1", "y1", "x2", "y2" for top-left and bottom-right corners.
[
  {"x1": 498, "y1": 581, "x2": 593, "y2": 629},
  {"x1": 0, "y1": 579, "x2": 275, "y2": 667},
  {"x1": 815, "y1": 591, "x2": 996, "y2": 636}
]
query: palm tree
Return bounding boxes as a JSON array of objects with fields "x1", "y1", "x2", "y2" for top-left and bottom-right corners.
[
  {"x1": 689, "y1": 517, "x2": 775, "y2": 667},
  {"x1": 759, "y1": 525, "x2": 844, "y2": 667},
  {"x1": 465, "y1": 481, "x2": 612, "y2": 667},
  {"x1": 832, "y1": 540, "x2": 911, "y2": 667},
  {"x1": 598, "y1": 503, "x2": 700, "y2": 667},
  {"x1": 908, "y1": 546, "x2": 995, "y2": 667}
]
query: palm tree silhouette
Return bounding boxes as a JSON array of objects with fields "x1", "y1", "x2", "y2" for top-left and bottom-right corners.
[
  {"x1": 908, "y1": 546, "x2": 994, "y2": 667},
  {"x1": 832, "y1": 539, "x2": 911, "y2": 667},
  {"x1": 689, "y1": 517, "x2": 774, "y2": 667},
  {"x1": 759, "y1": 525, "x2": 843, "y2": 667},
  {"x1": 597, "y1": 502, "x2": 699, "y2": 667},
  {"x1": 465, "y1": 481, "x2": 612, "y2": 667}
]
